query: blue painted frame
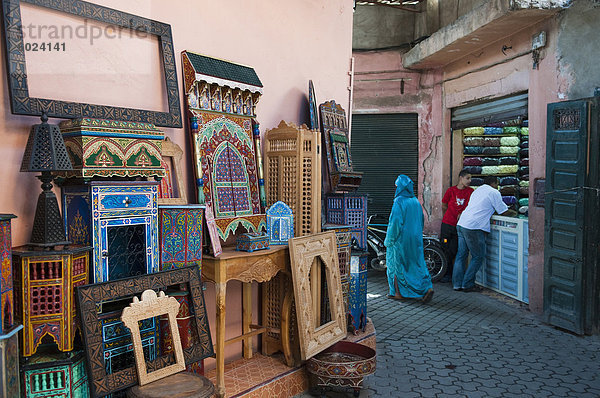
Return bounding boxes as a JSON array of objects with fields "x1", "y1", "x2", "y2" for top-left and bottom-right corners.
[{"x1": 266, "y1": 201, "x2": 294, "y2": 245}]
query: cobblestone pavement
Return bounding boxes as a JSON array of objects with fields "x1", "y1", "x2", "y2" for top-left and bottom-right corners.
[{"x1": 295, "y1": 270, "x2": 600, "y2": 397}]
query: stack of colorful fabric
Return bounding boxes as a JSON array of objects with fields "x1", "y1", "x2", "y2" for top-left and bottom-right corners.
[{"x1": 463, "y1": 127, "x2": 485, "y2": 136}]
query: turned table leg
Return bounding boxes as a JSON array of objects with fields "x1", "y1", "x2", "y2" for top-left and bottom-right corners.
[
  {"x1": 215, "y1": 281, "x2": 227, "y2": 398},
  {"x1": 242, "y1": 282, "x2": 253, "y2": 359}
]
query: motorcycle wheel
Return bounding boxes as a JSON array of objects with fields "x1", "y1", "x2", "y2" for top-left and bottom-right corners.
[
  {"x1": 424, "y1": 244, "x2": 447, "y2": 282},
  {"x1": 370, "y1": 256, "x2": 386, "y2": 271}
]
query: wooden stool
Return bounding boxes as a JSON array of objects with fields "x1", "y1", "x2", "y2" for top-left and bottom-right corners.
[{"x1": 127, "y1": 371, "x2": 214, "y2": 398}]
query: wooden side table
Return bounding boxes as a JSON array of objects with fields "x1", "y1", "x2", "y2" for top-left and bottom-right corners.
[{"x1": 202, "y1": 246, "x2": 293, "y2": 398}]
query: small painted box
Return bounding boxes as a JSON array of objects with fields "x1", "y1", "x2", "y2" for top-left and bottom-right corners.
[
  {"x1": 159, "y1": 205, "x2": 204, "y2": 271},
  {"x1": 59, "y1": 118, "x2": 165, "y2": 179},
  {"x1": 21, "y1": 349, "x2": 88, "y2": 397},
  {"x1": 348, "y1": 250, "x2": 368, "y2": 334},
  {"x1": 236, "y1": 232, "x2": 270, "y2": 252},
  {"x1": 0, "y1": 325, "x2": 23, "y2": 398}
]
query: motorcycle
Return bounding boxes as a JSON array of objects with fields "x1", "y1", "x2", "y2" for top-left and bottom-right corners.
[{"x1": 362, "y1": 215, "x2": 449, "y2": 283}]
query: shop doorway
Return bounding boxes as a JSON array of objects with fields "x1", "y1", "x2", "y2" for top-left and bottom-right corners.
[{"x1": 351, "y1": 113, "x2": 418, "y2": 223}]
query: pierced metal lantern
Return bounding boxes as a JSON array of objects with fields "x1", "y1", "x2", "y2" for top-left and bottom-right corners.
[{"x1": 20, "y1": 114, "x2": 72, "y2": 247}]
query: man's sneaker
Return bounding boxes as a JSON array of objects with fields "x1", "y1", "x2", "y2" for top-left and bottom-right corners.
[{"x1": 463, "y1": 285, "x2": 483, "y2": 293}]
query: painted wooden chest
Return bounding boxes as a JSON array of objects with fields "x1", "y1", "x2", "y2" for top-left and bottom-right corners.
[
  {"x1": 0, "y1": 214, "x2": 16, "y2": 334},
  {"x1": 12, "y1": 245, "x2": 90, "y2": 357},
  {"x1": 325, "y1": 193, "x2": 368, "y2": 251},
  {"x1": 59, "y1": 118, "x2": 165, "y2": 179},
  {"x1": 0, "y1": 324, "x2": 22, "y2": 397},
  {"x1": 348, "y1": 251, "x2": 368, "y2": 334},
  {"x1": 236, "y1": 232, "x2": 270, "y2": 252},
  {"x1": 159, "y1": 205, "x2": 203, "y2": 271},
  {"x1": 61, "y1": 181, "x2": 159, "y2": 283},
  {"x1": 21, "y1": 349, "x2": 88, "y2": 397}
]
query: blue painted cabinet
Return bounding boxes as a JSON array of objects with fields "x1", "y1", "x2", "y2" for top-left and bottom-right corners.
[
  {"x1": 62, "y1": 181, "x2": 159, "y2": 283},
  {"x1": 476, "y1": 215, "x2": 528, "y2": 303}
]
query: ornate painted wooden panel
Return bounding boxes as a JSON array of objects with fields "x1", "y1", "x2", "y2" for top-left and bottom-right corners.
[
  {"x1": 159, "y1": 205, "x2": 203, "y2": 271},
  {"x1": 12, "y1": 245, "x2": 90, "y2": 357},
  {"x1": 319, "y1": 100, "x2": 362, "y2": 193},
  {"x1": 264, "y1": 121, "x2": 322, "y2": 237},
  {"x1": 182, "y1": 50, "x2": 266, "y2": 243},
  {"x1": 266, "y1": 201, "x2": 294, "y2": 245},
  {"x1": 325, "y1": 193, "x2": 368, "y2": 251},
  {"x1": 59, "y1": 118, "x2": 165, "y2": 179},
  {"x1": 21, "y1": 350, "x2": 89, "y2": 397},
  {"x1": 0, "y1": 214, "x2": 16, "y2": 334},
  {"x1": 348, "y1": 251, "x2": 368, "y2": 334},
  {"x1": 0, "y1": 324, "x2": 22, "y2": 398},
  {"x1": 76, "y1": 266, "x2": 213, "y2": 398},
  {"x1": 62, "y1": 181, "x2": 159, "y2": 283}
]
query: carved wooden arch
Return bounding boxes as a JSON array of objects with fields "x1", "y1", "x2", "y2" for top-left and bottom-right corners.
[
  {"x1": 288, "y1": 231, "x2": 346, "y2": 360},
  {"x1": 121, "y1": 290, "x2": 186, "y2": 386}
]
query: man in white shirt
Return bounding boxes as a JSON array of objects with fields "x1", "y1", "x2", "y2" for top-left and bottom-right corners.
[{"x1": 452, "y1": 176, "x2": 516, "y2": 292}]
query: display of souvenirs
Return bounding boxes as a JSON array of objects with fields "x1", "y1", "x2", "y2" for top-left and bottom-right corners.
[
  {"x1": 319, "y1": 100, "x2": 362, "y2": 193},
  {"x1": 266, "y1": 201, "x2": 294, "y2": 245},
  {"x1": 12, "y1": 245, "x2": 90, "y2": 357},
  {"x1": 182, "y1": 51, "x2": 266, "y2": 243},
  {"x1": 0, "y1": 214, "x2": 16, "y2": 334},
  {"x1": 236, "y1": 232, "x2": 270, "y2": 252},
  {"x1": 59, "y1": 118, "x2": 166, "y2": 179}
]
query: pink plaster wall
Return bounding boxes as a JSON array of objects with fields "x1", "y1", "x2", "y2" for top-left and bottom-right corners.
[
  {"x1": 352, "y1": 50, "x2": 444, "y2": 234},
  {"x1": 442, "y1": 18, "x2": 567, "y2": 313},
  {"x1": 0, "y1": 0, "x2": 353, "y2": 368}
]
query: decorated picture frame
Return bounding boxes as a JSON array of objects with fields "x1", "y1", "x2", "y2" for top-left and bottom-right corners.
[
  {"x1": 288, "y1": 231, "x2": 347, "y2": 360},
  {"x1": 266, "y1": 201, "x2": 294, "y2": 245},
  {"x1": 121, "y1": 290, "x2": 186, "y2": 386},
  {"x1": 76, "y1": 266, "x2": 213, "y2": 398},
  {"x1": 158, "y1": 137, "x2": 188, "y2": 205},
  {"x1": 0, "y1": 0, "x2": 182, "y2": 127}
]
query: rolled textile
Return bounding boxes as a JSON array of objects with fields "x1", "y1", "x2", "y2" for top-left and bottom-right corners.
[
  {"x1": 520, "y1": 140, "x2": 529, "y2": 149},
  {"x1": 502, "y1": 196, "x2": 517, "y2": 206},
  {"x1": 500, "y1": 185, "x2": 518, "y2": 195},
  {"x1": 503, "y1": 127, "x2": 520, "y2": 135},
  {"x1": 463, "y1": 157, "x2": 483, "y2": 166},
  {"x1": 482, "y1": 157, "x2": 499, "y2": 166},
  {"x1": 520, "y1": 174, "x2": 529, "y2": 181},
  {"x1": 500, "y1": 146, "x2": 519, "y2": 154},
  {"x1": 521, "y1": 127, "x2": 529, "y2": 135},
  {"x1": 482, "y1": 147, "x2": 501, "y2": 155},
  {"x1": 520, "y1": 158, "x2": 529, "y2": 166},
  {"x1": 483, "y1": 137, "x2": 501, "y2": 146},
  {"x1": 519, "y1": 198, "x2": 529, "y2": 207},
  {"x1": 519, "y1": 205, "x2": 529, "y2": 215},
  {"x1": 471, "y1": 177, "x2": 484, "y2": 186},
  {"x1": 499, "y1": 165, "x2": 518, "y2": 174},
  {"x1": 481, "y1": 166, "x2": 500, "y2": 175},
  {"x1": 464, "y1": 127, "x2": 485, "y2": 136},
  {"x1": 499, "y1": 156, "x2": 518, "y2": 165},
  {"x1": 484, "y1": 127, "x2": 503, "y2": 135},
  {"x1": 519, "y1": 166, "x2": 529, "y2": 176},
  {"x1": 463, "y1": 137, "x2": 484, "y2": 146},
  {"x1": 519, "y1": 186, "x2": 529, "y2": 195},
  {"x1": 463, "y1": 166, "x2": 482, "y2": 175},
  {"x1": 522, "y1": 120, "x2": 529, "y2": 127},
  {"x1": 520, "y1": 148, "x2": 529, "y2": 157},
  {"x1": 519, "y1": 180, "x2": 530, "y2": 187},
  {"x1": 464, "y1": 146, "x2": 483, "y2": 155},
  {"x1": 500, "y1": 136, "x2": 520, "y2": 146},
  {"x1": 499, "y1": 176, "x2": 519, "y2": 186}
]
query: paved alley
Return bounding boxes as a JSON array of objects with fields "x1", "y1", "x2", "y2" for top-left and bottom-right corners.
[{"x1": 296, "y1": 270, "x2": 600, "y2": 397}]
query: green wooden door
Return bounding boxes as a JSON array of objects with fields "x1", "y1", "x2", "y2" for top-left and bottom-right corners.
[{"x1": 544, "y1": 99, "x2": 590, "y2": 334}]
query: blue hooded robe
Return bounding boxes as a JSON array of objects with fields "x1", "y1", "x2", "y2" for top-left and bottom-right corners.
[{"x1": 384, "y1": 175, "x2": 433, "y2": 298}]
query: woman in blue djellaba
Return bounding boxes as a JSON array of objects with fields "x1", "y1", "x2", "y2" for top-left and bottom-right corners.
[{"x1": 384, "y1": 175, "x2": 434, "y2": 303}]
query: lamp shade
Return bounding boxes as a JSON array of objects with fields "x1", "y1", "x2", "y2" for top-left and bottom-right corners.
[{"x1": 21, "y1": 114, "x2": 72, "y2": 172}]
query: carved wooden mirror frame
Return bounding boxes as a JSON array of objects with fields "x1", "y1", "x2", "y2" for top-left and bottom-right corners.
[
  {"x1": 121, "y1": 290, "x2": 186, "y2": 386},
  {"x1": 158, "y1": 137, "x2": 188, "y2": 205},
  {"x1": 288, "y1": 231, "x2": 346, "y2": 360}
]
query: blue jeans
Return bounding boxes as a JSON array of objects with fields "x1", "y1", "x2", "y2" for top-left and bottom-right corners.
[{"x1": 452, "y1": 226, "x2": 487, "y2": 289}]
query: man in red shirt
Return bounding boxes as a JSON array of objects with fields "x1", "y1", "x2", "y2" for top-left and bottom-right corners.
[{"x1": 440, "y1": 170, "x2": 474, "y2": 283}]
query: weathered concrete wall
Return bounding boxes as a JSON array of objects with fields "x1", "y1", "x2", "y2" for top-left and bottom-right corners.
[
  {"x1": 352, "y1": 50, "x2": 444, "y2": 233},
  {"x1": 557, "y1": 0, "x2": 600, "y2": 99},
  {"x1": 353, "y1": 4, "x2": 415, "y2": 49}
]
